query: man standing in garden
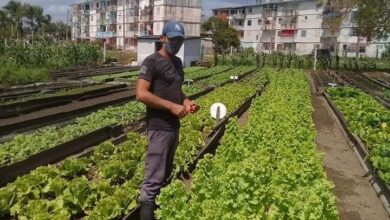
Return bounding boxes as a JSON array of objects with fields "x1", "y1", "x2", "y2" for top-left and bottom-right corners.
[{"x1": 136, "y1": 21, "x2": 198, "y2": 220}]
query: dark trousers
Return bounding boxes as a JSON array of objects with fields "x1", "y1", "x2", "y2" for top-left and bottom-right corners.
[{"x1": 140, "y1": 129, "x2": 179, "y2": 202}]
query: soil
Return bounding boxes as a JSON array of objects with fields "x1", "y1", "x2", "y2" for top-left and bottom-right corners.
[
  {"x1": 336, "y1": 71, "x2": 390, "y2": 103},
  {"x1": 364, "y1": 72, "x2": 390, "y2": 85},
  {"x1": 238, "y1": 107, "x2": 250, "y2": 127},
  {"x1": 308, "y1": 75, "x2": 389, "y2": 220}
]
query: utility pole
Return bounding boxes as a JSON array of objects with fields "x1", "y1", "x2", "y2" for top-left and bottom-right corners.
[
  {"x1": 123, "y1": 0, "x2": 126, "y2": 52},
  {"x1": 313, "y1": 48, "x2": 318, "y2": 71},
  {"x1": 66, "y1": 9, "x2": 69, "y2": 41}
]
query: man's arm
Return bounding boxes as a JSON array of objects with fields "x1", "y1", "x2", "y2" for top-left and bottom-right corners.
[{"x1": 136, "y1": 79, "x2": 188, "y2": 118}]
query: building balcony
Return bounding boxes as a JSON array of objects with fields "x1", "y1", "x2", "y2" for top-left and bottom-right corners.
[
  {"x1": 126, "y1": 16, "x2": 138, "y2": 23},
  {"x1": 280, "y1": 24, "x2": 297, "y2": 30},
  {"x1": 229, "y1": 14, "x2": 245, "y2": 20},
  {"x1": 107, "y1": 5, "x2": 117, "y2": 11},
  {"x1": 96, "y1": 31, "x2": 116, "y2": 38},
  {"x1": 278, "y1": 36, "x2": 295, "y2": 43},
  {"x1": 232, "y1": 25, "x2": 244, "y2": 31},
  {"x1": 262, "y1": 24, "x2": 276, "y2": 30},
  {"x1": 262, "y1": 11, "x2": 277, "y2": 17},
  {"x1": 139, "y1": 16, "x2": 151, "y2": 22},
  {"x1": 280, "y1": 9, "x2": 297, "y2": 17}
]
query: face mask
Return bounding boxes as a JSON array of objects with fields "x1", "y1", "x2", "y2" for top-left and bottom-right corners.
[{"x1": 164, "y1": 39, "x2": 183, "y2": 55}]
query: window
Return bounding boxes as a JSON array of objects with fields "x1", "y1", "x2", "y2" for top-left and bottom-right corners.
[
  {"x1": 248, "y1": 7, "x2": 252, "y2": 13},
  {"x1": 359, "y1": 47, "x2": 366, "y2": 53},
  {"x1": 247, "y1": 20, "x2": 252, "y2": 26},
  {"x1": 91, "y1": 15, "x2": 93, "y2": 21},
  {"x1": 129, "y1": 23, "x2": 135, "y2": 31},
  {"x1": 239, "y1": 21, "x2": 243, "y2": 26},
  {"x1": 278, "y1": 31, "x2": 282, "y2": 36},
  {"x1": 156, "y1": 7, "x2": 160, "y2": 15},
  {"x1": 119, "y1": 25, "x2": 122, "y2": 30},
  {"x1": 241, "y1": 31, "x2": 244, "y2": 38},
  {"x1": 97, "y1": 3, "x2": 99, "y2": 8},
  {"x1": 278, "y1": 17, "x2": 283, "y2": 24},
  {"x1": 258, "y1": 19, "x2": 262, "y2": 25},
  {"x1": 301, "y1": 30, "x2": 307, "y2": 37},
  {"x1": 304, "y1": 16, "x2": 308, "y2": 20},
  {"x1": 256, "y1": 35, "x2": 259, "y2": 40}
]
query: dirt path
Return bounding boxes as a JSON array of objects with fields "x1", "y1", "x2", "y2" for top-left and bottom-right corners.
[
  {"x1": 308, "y1": 77, "x2": 389, "y2": 220},
  {"x1": 238, "y1": 107, "x2": 250, "y2": 127}
]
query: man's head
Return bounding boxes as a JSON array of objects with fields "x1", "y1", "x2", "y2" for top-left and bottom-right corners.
[{"x1": 160, "y1": 21, "x2": 185, "y2": 55}]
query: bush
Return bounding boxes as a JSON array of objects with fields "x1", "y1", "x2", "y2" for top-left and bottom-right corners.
[
  {"x1": 0, "y1": 42, "x2": 101, "y2": 70},
  {"x1": 0, "y1": 65, "x2": 49, "y2": 85}
]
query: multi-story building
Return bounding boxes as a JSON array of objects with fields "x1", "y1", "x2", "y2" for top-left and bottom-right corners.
[
  {"x1": 333, "y1": 8, "x2": 390, "y2": 58},
  {"x1": 71, "y1": 0, "x2": 202, "y2": 52},
  {"x1": 213, "y1": 6, "x2": 246, "y2": 40},
  {"x1": 212, "y1": 0, "x2": 389, "y2": 57},
  {"x1": 213, "y1": 0, "x2": 324, "y2": 55}
]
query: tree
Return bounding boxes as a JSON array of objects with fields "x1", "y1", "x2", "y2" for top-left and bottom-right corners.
[
  {"x1": 354, "y1": 0, "x2": 390, "y2": 40},
  {"x1": 324, "y1": 0, "x2": 389, "y2": 40},
  {"x1": 3, "y1": 0, "x2": 25, "y2": 39},
  {"x1": 202, "y1": 17, "x2": 240, "y2": 65},
  {"x1": 24, "y1": 5, "x2": 43, "y2": 43},
  {"x1": 0, "y1": 10, "x2": 11, "y2": 38},
  {"x1": 1, "y1": 1, "x2": 71, "y2": 43}
]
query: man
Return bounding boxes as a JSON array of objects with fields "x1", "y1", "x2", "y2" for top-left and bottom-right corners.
[{"x1": 136, "y1": 21, "x2": 199, "y2": 220}]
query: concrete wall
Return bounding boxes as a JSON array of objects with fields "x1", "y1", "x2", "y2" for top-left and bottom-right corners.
[
  {"x1": 137, "y1": 39, "x2": 156, "y2": 65},
  {"x1": 183, "y1": 38, "x2": 201, "y2": 67},
  {"x1": 137, "y1": 38, "x2": 201, "y2": 67}
]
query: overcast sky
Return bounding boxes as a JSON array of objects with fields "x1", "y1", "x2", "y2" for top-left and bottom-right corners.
[{"x1": 0, "y1": 0, "x2": 254, "y2": 22}]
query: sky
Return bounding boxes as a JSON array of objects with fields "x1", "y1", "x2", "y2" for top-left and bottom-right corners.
[{"x1": 0, "y1": 0, "x2": 253, "y2": 22}]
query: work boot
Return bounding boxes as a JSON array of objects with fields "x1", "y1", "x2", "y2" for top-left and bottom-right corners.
[{"x1": 140, "y1": 201, "x2": 157, "y2": 220}]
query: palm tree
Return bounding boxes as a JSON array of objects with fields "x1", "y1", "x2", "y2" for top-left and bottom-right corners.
[
  {"x1": 0, "y1": 10, "x2": 11, "y2": 38},
  {"x1": 36, "y1": 13, "x2": 51, "y2": 39},
  {"x1": 25, "y1": 5, "x2": 43, "y2": 43},
  {"x1": 3, "y1": 0, "x2": 25, "y2": 39}
]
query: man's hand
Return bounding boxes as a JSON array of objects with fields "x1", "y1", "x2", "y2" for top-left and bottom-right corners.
[
  {"x1": 170, "y1": 103, "x2": 188, "y2": 118},
  {"x1": 183, "y1": 99, "x2": 200, "y2": 114}
]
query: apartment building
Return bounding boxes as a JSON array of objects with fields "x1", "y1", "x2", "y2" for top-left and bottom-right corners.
[
  {"x1": 213, "y1": 0, "x2": 389, "y2": 57},
  {"x1": 213, "y1": 0, "x2": 323, "y2": 55},
  {"x1": 333, "y1": 8, "x2": 390, "y2": 58},
  {"x1": 71, "y1": 0, "x2": 202, "y2": 51}
]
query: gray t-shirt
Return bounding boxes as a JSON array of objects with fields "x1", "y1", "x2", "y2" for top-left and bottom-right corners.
[{"x1": 138, "y1": 52, "x2": 185, "y2": 130}]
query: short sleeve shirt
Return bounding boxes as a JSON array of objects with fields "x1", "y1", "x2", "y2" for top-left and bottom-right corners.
[{"x1": 138, "y1": 52, "x2": 185, "y2": 130}]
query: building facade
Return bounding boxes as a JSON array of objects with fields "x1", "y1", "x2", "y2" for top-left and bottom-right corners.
[
  {"x1": 71, "y1": 0, "x2": 202, "y2": 52},
  {"x1": 212, "y1": 0, "x2": 389, "y2": 57}
]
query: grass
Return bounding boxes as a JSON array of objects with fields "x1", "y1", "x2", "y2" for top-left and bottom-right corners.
[{"x1": 0, "y1": 65, "x2": 50, "y2": 85}]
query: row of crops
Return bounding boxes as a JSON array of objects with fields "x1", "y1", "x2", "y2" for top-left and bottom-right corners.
[
  {"x1": 157, "y1": 68, "x2": 339, "y2": 219},
  {"x1": 327, "y1": 87, "x2": 390, "y2": 184},
  {"x1": 0, "y1": 65, "x2": 256, "y2": 171},
  {"x1": 0, "y1": 84, "x2": 113, "y2": 105},
  {"x1": 3, "y1": 64, "x2": 389, "y2": 219},
  {"x1": 0, "y1": 43, "x2": 101, "y2": 85},
  {"x1": 0, "y1": 69, "x2": 267, "y2": 219},
  {"x1": 88, "y1": 66, "x2": 225, "y2": 83}
]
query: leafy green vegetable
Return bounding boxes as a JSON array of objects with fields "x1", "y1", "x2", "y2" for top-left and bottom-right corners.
[
  {"x1": 0, "y1": 67, "x2": 267, "y2": 219},
  {"x1": 0, "y1": 101, "x2": 145, "y2": 167},
  {"x1": 157, "y1": 69, "x2": 339, "y2": 219},
  {"x1": 327, "y1": 86, "x2": 390, "y2": 184}
]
